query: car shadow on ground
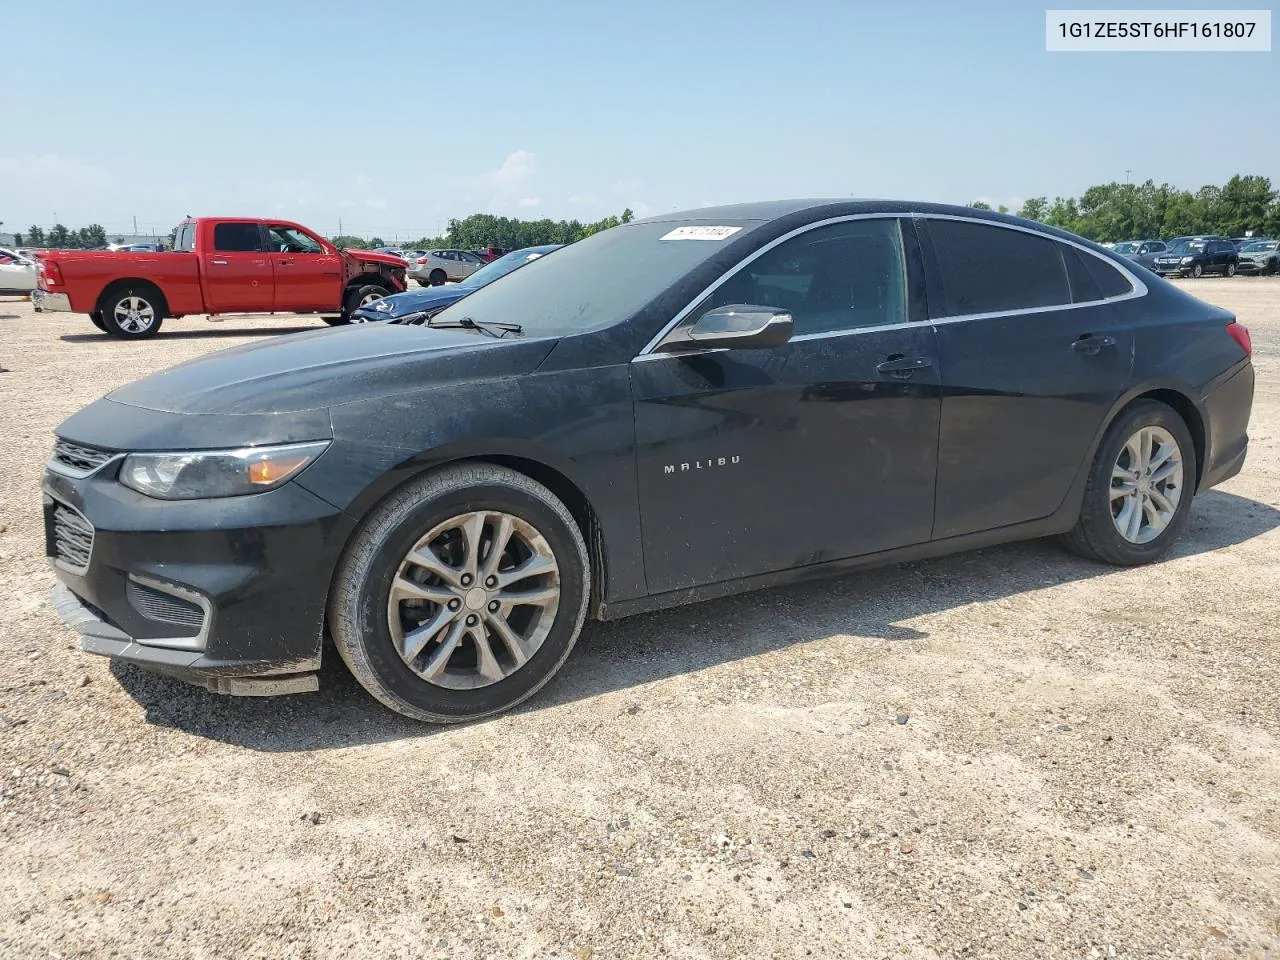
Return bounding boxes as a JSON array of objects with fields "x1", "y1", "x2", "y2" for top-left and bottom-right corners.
[
  {"x1": 60, "y1": 325, "x2": 323, "y2": 343},
  {"x1": 111, "y1": 488, "x2": 1280, "y2": 752}
]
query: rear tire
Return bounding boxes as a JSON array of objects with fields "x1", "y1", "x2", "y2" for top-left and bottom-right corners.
[
  {"x1": 1058, "y1": 400, "x2": 1195, "y2": 566},
  {"x1": 328, "y1": 463, "x2": 590, "y2": 723},
  {"x1": 322, "y1": 316, "x2": 347, "y2": 326},
  {"x1": 99, "y1": 284, "x2": 165, "y2": 338},
  {"x1": 89, "y1": 312, "x2": 106, "y2": 331}
]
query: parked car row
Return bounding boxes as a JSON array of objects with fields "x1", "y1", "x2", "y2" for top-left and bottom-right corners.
[{"x1": 1111, "y1": 234, "x2": 1278, "y2": 278}]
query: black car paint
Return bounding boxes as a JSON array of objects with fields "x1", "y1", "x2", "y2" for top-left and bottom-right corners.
[{"x1": 44, "y1": 200, "x2": 1254, "y2": 688}]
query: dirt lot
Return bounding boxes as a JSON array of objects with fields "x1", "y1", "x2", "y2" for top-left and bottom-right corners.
[{"x1": 1, "y1": 282, "x2": 1277, "y2": 960}]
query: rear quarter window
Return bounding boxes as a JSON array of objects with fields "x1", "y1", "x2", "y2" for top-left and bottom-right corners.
[
  {"x1": 926, "y1": 219, "x2": 1071, "y2": 316},
  {"x1": 1082, "y1": 253, "x2": 1134, "y2": 298}
]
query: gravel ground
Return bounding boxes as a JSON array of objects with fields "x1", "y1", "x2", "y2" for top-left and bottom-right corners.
[{"x1": 1, "y1": 282, "x2": 1277, "y2": 960}]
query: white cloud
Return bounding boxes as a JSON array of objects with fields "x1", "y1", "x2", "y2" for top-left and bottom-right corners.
[
  {"x1": 568, "y1": 193, "x2": 593, "y2": 206},
  {"x1": 517, "y1": 197, "x2": 541, "y2": 208},
  {"x1": 472, "y1": 150, "x2": 536, "y2": 190}
]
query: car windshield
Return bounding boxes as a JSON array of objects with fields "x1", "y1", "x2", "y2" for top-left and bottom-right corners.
[
  {"x1": 458, "y1": 248, "x2": 557, "y2": 289},
  {"x1": 1113, "y1": 242, "x2": 1138, "y2": 254},
  {"x1": 1167, "y1": 240, "x2": 1206, "y2": 255},
  {"x1": 426, "y1": 220, "x2": 761, "y2": 336},
  {"x1": 1241, "y1": 240, "x2": 1276, "y2": 252}
]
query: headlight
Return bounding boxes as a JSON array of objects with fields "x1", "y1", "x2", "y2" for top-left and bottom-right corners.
[
  {"x1": 1181, "y1": 256, "x2": 1194, "y2": 264},
  {"x1": 119, "y1": 441, "x2": 329, "y2": 500}
]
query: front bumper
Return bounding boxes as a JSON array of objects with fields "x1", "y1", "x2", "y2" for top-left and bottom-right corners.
[
  {"x1": 43, "y1": 455, "x2": 356, "y2": 694},
  {"x1": 1236, "y1": 259, "x2": 1273, "y2": 274},
  {"x1": 32, "y1": 290, "x2": 72, "y2": 312}
]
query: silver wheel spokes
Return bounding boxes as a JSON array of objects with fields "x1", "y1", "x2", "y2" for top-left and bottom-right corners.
[
  {"x1": 1110, "y1": 425, "x2": 1184, "y2": 544},
  {"x1": 113, "y1": 295, "x2": 155, "y2": 333},
  {"x1": 387, "y1": 511, "x2": 560, "y2": 690},
  {"x1": 359, "y1": 292, "x2": 383, "y2": 307}
]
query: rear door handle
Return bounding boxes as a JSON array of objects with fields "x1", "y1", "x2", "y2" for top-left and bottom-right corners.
[
  {"x1": 1071, "y1": 334, "x2": 1117, "y2": 356},
  {"x1": 876, "y1": 355, "x2": 934, "y2": 378}
]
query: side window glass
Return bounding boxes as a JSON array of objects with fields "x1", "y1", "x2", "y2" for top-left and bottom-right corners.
[
  {"x1": 1082, "y1": 253, "x2": 1134, "y2": 298},
  {"x1": 1063, "y1": 246, "x2": 1102, "y2": 303},
  {"x1": 927, "y1": 219, "x2": 1071, "y2": 316},
  {"x1": 268, "y1": 226, "x2": 322, "y2": 254},
  {"x1": 689, "y1": 219, "x2": 908, "y2": 337},
  {"x1": 213, "y1": 223, "x2": 265, "y2": 253}
]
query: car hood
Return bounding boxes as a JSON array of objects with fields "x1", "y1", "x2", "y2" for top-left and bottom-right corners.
[
  {"x1": 354, "y1": 284, "x2": 472, "y2": 319},
  {"x1": 346, "y1": 249, "x2": 407, "y2": 268},
  {"x1": 104, "y1": 324, "x2": 559, "y2": 415}
]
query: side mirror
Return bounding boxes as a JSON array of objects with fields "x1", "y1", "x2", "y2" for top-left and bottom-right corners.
[{"x1": 663, "y1": 304, "x2": 793, "y2": 351}]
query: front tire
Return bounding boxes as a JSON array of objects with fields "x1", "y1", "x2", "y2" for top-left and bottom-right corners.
[
  {"x1": 1058, "y1": 400, "x2": 1195, "y2": 566},
  {"x1": 1189, "y1": 263, "x2": 1204, "y2": 278},
  {"x1": 328, "y1": 463, "x2": 590, "y2": 723},
  {"x1": 1225, "y1": 263, "x2": 1237, "y2": 278},
  {"x1": 342, "y1": 283, "x2": 390, "y2": 322},
  {"x1": 89, "y1": 311, "x2": 106, "y2": 331},
  {"x1": 100, "y1": 285, "x2": 164, "y2": 338}
]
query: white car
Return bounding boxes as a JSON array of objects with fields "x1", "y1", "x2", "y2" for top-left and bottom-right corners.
[
  {"x1": 0, "y1": 248, "x2": 36, "y2": 293},
  {"x1": 408, "y1": 249, "x2": 486, "y2": 286}
]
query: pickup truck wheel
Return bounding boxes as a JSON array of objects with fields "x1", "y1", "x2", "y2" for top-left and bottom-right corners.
[
  {"x1": 100, "y1": 287, "x2": 164, "y2": 338},
  {"x1": 342, "y1": 283, "x2": 390, "y2": 321},
  {"x1": 428, "y1": 269, "x2": 447, "y2": 286},
  {"x1": 89, "y1": 312, "x2": 106, "y2": 331}
]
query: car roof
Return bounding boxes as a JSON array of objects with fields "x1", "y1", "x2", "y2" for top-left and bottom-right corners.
[{"x1": 629, "y1": 198, "x2": 1071, "y2": 227}]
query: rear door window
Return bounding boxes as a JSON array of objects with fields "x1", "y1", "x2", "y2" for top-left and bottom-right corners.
[
  {"x1": 925, "y1": 219, "x2": 1071, "y2": 317},
  {"x1": 213, "y1": 222, "x2": 266, "y2": 253}
]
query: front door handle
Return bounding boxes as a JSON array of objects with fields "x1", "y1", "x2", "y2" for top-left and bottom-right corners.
[
  {"x1": 1072, "y1": 334, "x2": 1117, "y2": 356},
  {"x1": 210, "y1": 258, "x2": 227, "y2": 266},
  {"x1": 876, "y1": 355, "x2": 934, "y2": 379}
]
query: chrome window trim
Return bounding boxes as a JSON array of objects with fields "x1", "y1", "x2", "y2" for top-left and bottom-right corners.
[
  {"x1": 634, "y1": 211, "x2": 1147, "y2": 361},
  {"x1": 127, "y1": 574, "x2": 214, "y2": 652}
]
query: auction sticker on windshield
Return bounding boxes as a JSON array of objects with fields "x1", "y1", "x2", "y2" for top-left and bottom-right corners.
[{"x1": 659, "y1": 226, "x2": 743, "y2": 241}]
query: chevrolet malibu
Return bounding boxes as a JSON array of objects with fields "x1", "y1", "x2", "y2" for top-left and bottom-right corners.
[{"x1": 44, "y1": 201, "x2": 1255, "y2": 722}]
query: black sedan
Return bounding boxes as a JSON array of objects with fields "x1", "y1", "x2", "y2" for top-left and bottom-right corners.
[
  {"x1": 350, "y1": 245, "x2": 561, "y2": 324},
  {"x1": 43, "y1": 200, "x2": 1255, "y2": 722}
]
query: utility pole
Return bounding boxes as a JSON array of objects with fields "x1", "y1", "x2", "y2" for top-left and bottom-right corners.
[
  {"x1": 338, "y1": 217, "x2": 343, "y2": 237},
  {"x1": 1125, "y1": 169, "x2": 1133, "y2": 183},
  {"x1": 133, "y1": 215, "x2": 138, "y2": 236}
]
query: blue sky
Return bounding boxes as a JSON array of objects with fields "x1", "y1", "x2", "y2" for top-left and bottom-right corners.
[{"x1": 3, "y1": 0, "x2": 1275, "y2": 241}]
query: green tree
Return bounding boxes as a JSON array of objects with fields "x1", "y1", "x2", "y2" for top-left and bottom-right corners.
[
  {"x1": 1216, "y1": 175, "x2": 1274, "y2": 237},
  {"x1": 26, "y1": 225, "x2": 45, "y2": 246},
  {"x1": 1016, "y1": 197, "x2": 1050, "y2": 221},
  {"x1": 12, "y1": 233, "x2": 21, "y2": 246},
  {"x1": 1044, "y1": 197, "x2": 1081, "y2": 233},
  {"x1": 968, "y1": 200, "x2": 992, "y2": 210},
  {"x1": 369, "y1": 237, "x2": 386, "y2": 248},
  {"x1": 77, "y1": 224, "x2": 107, "y2": 248},
  {"x1": 47, "y1": 224, "x2": 70, "y2": 248},
  {"x1": 332, "y1": 235, "x2": 370, "y2": 250}
]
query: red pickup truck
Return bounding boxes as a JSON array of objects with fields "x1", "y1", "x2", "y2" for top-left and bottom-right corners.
[{"x1": 32, "y1": 217, "x2": 407, "y2": 338}]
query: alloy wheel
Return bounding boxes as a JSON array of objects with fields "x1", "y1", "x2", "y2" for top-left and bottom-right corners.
[
  {"x1": 359, "y1": 291, "x2": 384, "y2": 307},
  {"x1": 387, "y1": 511, "x2": 561, "y2": 689},
  {"x1": 1110, "y1": 426, "x2": 1184, "y2": 544},
  {"x1": 113, "y1": 296, "x2": 155, "y2": 333}
]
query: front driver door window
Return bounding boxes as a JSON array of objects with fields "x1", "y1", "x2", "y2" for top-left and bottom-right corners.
[{"x1": 631, "y1": 217, "x2": 942, "y2": 593}]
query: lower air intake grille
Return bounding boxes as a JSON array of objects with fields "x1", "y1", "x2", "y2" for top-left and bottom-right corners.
[
  {"x1": 52, "y1": 504, "x2": 94, "y2": 573},
  {"x1": 126, "y1": 580, "x2": 205, "y2": 631}
]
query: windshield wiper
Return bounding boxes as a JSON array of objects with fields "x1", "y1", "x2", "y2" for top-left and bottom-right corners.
[{"x1": 426, "y1": 315, "x2": 523, "y2": 338}]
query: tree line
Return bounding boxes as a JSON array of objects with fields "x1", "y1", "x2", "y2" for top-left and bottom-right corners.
[
  {"x1": 971, "y1": 174, "x2": 1278, "y2": 242},
  {"x1": 13, "y1": 224, "x2": 112, "y2": 249},
  {"x1": 333, "y1": 209, "x2": 636, "y2": 251}
]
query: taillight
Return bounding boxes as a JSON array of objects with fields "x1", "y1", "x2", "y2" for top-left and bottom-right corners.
[
  {"x1": 416, "y1": 257, "x2": 428, "y2": 264},
  {"x1": 1227, "y1": 320, "x2": 1252, "y2": 357},
  {"x1": 38, "y1": 260, "x2": 63, "y2": 288}
]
